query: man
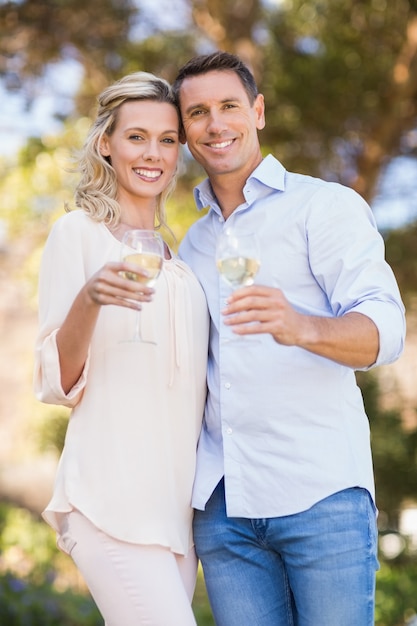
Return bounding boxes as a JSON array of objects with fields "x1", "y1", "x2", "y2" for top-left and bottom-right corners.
[{"x1": 173, "y1": 51, "x2": 405, "y2": 626}]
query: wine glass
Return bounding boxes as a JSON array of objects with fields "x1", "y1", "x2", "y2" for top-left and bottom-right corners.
[
  {"x1": 216, "y1": 228, "x2": 261, "y2": 289},
  {"x1": 120, "y1": 229, "x2": 164, "y2": 343}
]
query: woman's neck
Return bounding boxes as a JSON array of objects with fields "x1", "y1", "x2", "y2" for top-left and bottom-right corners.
[
  {"x1": 108, "y1": 220, "x2": 156, "y2": 242},
  {"x1": 119, "y1": 195, "x2": 157, "y2": 228}
]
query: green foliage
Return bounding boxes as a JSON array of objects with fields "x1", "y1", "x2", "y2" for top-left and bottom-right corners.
[
  {"x1": 0, "y1": 504, "x2": 59, "y2": 578},
  {"x1": 262, "y1": 0, "x2": 413, "y2": 183},
  {"x1": 376, "y1": 562, "x2": 417, "y2": 626},
  {"x1": 1, "y1": 0, "x2": 416, "y2": 200},
  {"x1": 34, "y1": 406, "x2": 70, "y2": 456},
  {"x1": 0, "y1": 503, "x2": 102, "y2": 625},
  {"x1": 0, "y1": 502, "x2": 214, "y2": 626},
  {"x1": 0, "y1": 0, "x2": 136, "y2": 116},
  {"x1": 357, "y1": 371, "x2": 417, "y2": 527},
  {"x1": 0, "y1": 118, "x2": 88, "y2": 240},
  {"x1": 0, "y1": 573, "x2": 103, "y2": 626},
  {"x1": 192, "y1": 569, "x2": 215, "y2": 625},
  {"x1": 385, "y1": 223, "x2": 417, "y2": 302}
]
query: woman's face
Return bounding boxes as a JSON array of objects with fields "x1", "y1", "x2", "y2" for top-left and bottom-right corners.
[{"x1": 100, "y1": 99, "x2": 180, "y2": 206}]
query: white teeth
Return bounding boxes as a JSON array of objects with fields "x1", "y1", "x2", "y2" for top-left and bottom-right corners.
[
  {"x1": 209, "y1": 140, "x2": 233, "y2": 149},
  {"x1": 134, "y1": 169, "x2": 162, "y2": 179}
]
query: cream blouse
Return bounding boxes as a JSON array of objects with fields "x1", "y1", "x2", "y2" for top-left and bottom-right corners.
[{"x1": 34, "y1": 210, "x2": 209, "y2": 556}]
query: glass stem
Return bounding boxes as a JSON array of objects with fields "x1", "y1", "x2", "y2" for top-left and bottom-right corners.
[{"x1": 133, "y1": 309, "x2": 142, "y2": 341}]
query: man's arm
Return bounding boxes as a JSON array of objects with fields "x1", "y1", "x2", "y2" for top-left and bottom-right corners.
[{"x1": 222, "y1": 285, "x2": 379, "y2": 369}]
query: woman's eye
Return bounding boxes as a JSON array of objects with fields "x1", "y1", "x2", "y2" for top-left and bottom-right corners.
[{"x1": 162, "y1": 137, "x2": 176, "y2": 144}]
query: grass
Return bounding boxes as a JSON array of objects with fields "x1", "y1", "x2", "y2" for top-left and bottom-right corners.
[{"x1": 193, "y1": 567, "x2": 215, "y2": 625}]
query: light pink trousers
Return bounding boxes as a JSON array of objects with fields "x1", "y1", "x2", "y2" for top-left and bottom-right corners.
[{"x1": 58, "y1": 510, "x2": 198, "y2": 626}]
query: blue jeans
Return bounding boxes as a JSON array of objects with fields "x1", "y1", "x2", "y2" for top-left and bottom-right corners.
[{"x1": 193, "y1": 480, "x2": 378, "y2": 626}]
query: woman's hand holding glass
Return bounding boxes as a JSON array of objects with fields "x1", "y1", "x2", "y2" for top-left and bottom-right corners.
[{"x1": 120, "y1": 229, "x2": 164, "y2": 343}]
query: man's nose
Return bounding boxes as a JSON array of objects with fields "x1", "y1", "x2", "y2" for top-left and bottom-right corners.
[{"x1": 206, "y1": 111, "x2": 227, "y2": 134}]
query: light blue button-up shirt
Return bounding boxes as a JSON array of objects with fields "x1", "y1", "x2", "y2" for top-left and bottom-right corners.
[{"x1": 179, "y1": 154, "x2": 405, "y2": 518}]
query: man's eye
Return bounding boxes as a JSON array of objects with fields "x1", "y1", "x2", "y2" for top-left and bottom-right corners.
[{"x1": 190, "y1": 109, "x2": 205, "y2": 117}]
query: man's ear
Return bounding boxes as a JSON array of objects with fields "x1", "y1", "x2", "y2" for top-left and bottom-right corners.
[{"x1": 254, "y1": 93, "x2": 266, "y2": 131}]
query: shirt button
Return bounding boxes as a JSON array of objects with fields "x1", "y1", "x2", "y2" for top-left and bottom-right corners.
[
  {"x1": 226, "y1": 427, "x2": 233, "y2": 435},
  {"x1": 225, "y1": 382, "x2": 231, "y2": 389}
]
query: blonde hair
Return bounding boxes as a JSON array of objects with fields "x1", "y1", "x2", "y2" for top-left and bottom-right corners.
[{"x1": 73, "y1": 72, "x2": 181, "y2": 229}]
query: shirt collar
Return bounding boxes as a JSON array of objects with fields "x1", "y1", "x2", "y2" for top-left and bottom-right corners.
[{"x1": 193, "y1": 154, "x2": 286, "y2": 212}]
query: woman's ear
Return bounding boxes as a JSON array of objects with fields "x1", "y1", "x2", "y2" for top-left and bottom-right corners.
[{"x1": 99, "y1": 136, "x2": 111, "y2": 157}]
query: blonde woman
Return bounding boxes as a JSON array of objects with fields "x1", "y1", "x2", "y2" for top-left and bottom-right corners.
[{"x1": 34, "y1": 72, "x2": 208, "y2": 626}]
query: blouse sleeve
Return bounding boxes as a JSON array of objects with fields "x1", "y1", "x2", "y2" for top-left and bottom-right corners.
[{"x1": 33, "y1": 213, "x2": 91, "y2": 408}]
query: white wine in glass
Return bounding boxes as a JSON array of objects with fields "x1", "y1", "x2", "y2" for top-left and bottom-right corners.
[
  {"x1": 216, "y1": 229, "x2": 261, "y2": 289},
  {"x1": 121, "y1": 229, "x2": 164, "y2": 343}
]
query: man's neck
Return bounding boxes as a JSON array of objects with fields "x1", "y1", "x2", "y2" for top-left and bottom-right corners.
[
  {"x1": 209, "y1": 173, "x2": 248, "y2": 220},
  {"x1": 208, "y1": 155, "x2": 263, "y2": 220}
]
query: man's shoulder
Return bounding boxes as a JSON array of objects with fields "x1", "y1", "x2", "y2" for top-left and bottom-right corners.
[
  {"x1": 285, "y1": 168, "x2": 362, "y2": 199},
  {"x1": 179, "y1": 213, "x2": 213, "y2": 261},
  {"x1": 184, "y1": 212, "x2": 211, "y2": 238}
]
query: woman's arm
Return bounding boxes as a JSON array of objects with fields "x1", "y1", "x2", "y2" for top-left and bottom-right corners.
[{"x1": 56, "y1": 261, "x2": 155, "y2": 393}]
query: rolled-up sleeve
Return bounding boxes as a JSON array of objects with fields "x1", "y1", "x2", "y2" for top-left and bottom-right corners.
[
  {"x1": 307, "y1": 184, "x2": 406, "y2": 369},
  {"x1": 351, "y1": 297, "x2": 406, "y2": 368},
  {"x1": 34, "y1": 214, "x2": 91, "y2": 408},
  {"x1": 34, "y1": 328, "x2": 89, "y2": 407}
]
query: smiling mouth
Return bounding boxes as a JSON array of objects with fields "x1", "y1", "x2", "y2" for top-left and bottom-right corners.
[
  {"x1": 207, "y1": 139, "x2": 234, "y2": 149},
  {"x1": 133, "y1": 168, "x2": 163, "y2": 179}
]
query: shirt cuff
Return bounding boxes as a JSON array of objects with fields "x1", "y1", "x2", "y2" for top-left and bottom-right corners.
[{"x1": 349, "y1": 300, "x2": 406, "y2": 369}]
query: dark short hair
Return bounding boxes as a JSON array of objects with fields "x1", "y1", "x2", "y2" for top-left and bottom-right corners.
[{"x1": 173, "y1": 51, "x2": 258, "y2": 106}]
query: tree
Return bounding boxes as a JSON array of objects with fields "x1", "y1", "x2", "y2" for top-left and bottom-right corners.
[
  {"x1": 261, "y1": 0, "x2": 417, "y2": 203},
  {"x1": 2, "y1": 0, "x2": 417, "y2": 208},
  {"x1": 0, "y1": 0, "x2": 136, "y2": 115},
  {"x1": 357, "y1": 371, "x2": 417, "y2": 528}
]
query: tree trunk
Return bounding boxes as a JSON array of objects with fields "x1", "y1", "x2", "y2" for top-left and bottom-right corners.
[
  {"x1": 353, "y1": 13, "x2": 417, "y2": 202},
  {"x1": 190, "y1": 0, "x2": 264, "y2": 81}
]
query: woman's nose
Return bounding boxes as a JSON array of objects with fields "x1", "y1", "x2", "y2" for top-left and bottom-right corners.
[{"x1": 143, "y1": 140, "x2": 161, "y2": 161}]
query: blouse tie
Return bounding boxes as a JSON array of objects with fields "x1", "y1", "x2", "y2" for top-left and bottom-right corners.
[{"x1": 163, "y1": 262, "x2": 188, "y2": 387}]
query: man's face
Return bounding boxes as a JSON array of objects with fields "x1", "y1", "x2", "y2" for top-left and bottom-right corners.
[{"x1": 178, "y1": 70, "x2": 265, "y2": 180}]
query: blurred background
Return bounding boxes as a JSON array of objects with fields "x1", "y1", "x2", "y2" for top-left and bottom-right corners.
[{"x1": 0, "y1": 0, "x2": 417, "y2": 624}]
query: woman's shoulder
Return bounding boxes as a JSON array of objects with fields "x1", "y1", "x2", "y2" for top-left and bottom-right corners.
[
  {"x1": 50, "y1": 209, "x2": 104, "y2": 240},
  {"x1": 53, "y1": 208, "x2": 96, "y2": 229}
]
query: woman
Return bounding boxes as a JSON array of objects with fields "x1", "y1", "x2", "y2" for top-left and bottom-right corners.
[{"x1": 34, "y1": 72, "x2": 208, "y2": 625}]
